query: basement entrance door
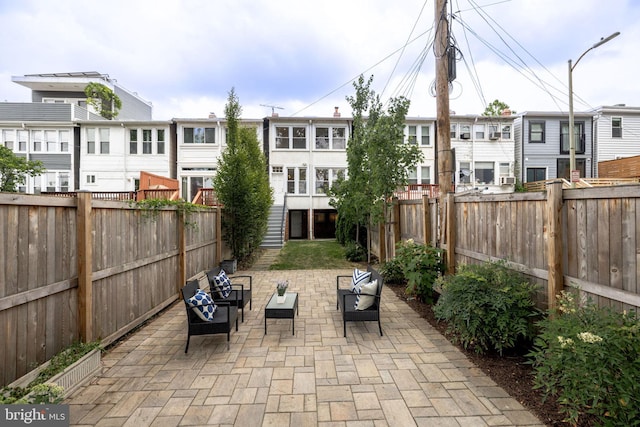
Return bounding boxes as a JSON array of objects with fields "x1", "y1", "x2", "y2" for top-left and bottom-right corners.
[{"x1": 289, "y1": 210, "x2": 308, "y2": 239}]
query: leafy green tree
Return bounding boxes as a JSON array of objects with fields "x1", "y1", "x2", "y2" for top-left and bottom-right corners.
[
  {"x1": 84, "y1": 82, "x2": 122, "y2": 119},
  {"x1": 0, "y1": 146, "x2": 45, "y2": 192},
  {"x1": 330, "y1": 75, "x2": 423, "y2": 261},
  {"x1": 214, "y1": 88, "x2": 273, "y2": 263},
  {"x1": 482, "y1": 99, "x2": 515, "y2": 117}
]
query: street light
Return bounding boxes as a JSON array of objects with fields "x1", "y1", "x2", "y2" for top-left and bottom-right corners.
[{"x1": 568, "y1": 31, "x2": 620, "y2": 187}]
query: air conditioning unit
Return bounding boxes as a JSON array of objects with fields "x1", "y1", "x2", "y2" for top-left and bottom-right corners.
[
  {"x1": 460, "y1": 132, "x2": 471, "y2": 139},
  {"x1": 500, "y1": 176, "x2": 516, "y2": 185},
  {"x1": 489, "y1": 132, "x2": 501, "y2": 140}
]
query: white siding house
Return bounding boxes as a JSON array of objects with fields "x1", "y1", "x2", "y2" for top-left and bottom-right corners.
[
  {"x1": 450, "y1": 114, "x2": 516, "y2": 193},
  {"x1": 266, "y1": 111, "x2": 350, "y2": 239},
  {"x1": 78, "y1": 120, "x2": 173, "y2": 192},
  {"x1": 593, "y1": 105, "x2": 640, "y2": 176},
  {"x1": 174, "y1": 117, "x2": 262, "y2": 202}
]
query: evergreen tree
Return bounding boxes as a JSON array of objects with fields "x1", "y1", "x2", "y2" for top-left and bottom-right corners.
[{"x1": 214, "y1": 89, "x2": 273, "y2": 262}]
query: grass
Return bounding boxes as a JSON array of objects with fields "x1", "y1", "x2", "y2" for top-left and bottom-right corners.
[{"x1": 269, "y1": 240, "x2": 364, "y2": 270}]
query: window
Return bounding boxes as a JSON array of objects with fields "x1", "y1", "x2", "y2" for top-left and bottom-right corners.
[
  {"x1": 315, "y1": 127, "x2": 329, "y2": 149},
  {"x1": 314, "y1": 168, "x2": 345, "y2": 194},
  {"x1": 18, "y1": 130, "x2": 27, "y2": 152},
  {"x1": 407, "y1": 125, "x2": 430, "y2": 145},
  {"x1": 276, "y1": 127, "x2": 289, "y2": 149},
  {"x1": 45, "y1": 130, "x2": 57, "y2": 152},
  {"x1": 2, "y1": 130, "x2": 14, "y2": 150},
  {"x1": 87, "y1": 129, "x2": 95, "y2": 154},
  {"x1": 459, "y1": 162, "x2": 472, "y2": 184},
  {"x1": 408, "y1": 168, "x2": 418, "y2": 185},
  {"x1": 460, "y1": 125, "x2": 471, "y2": 139},
  {"x1": 184, "y1": 127, "x2": 215, "y2": 144},
  {"x1": 560, "y1": 121, "x2": 585, "y2": 154},
  {"x1": 450, "y1": 124, "x2": 457, "y2": 139},
  {"x1": 157, "y1": 129, "x2": 165, "y2": 154},
  {"x1": 557, "y1": 158, "x2": 586, "y2": 181},
  {"x1": 315, "y1": 127, "x2": 346, "y2": 149},
  {"x1": 529, "y1": 121, "x2": 545, "y2": 143},
  {"x1": 59, "y1": 172, "x2": 69, "y2": 192},
  {"x1": 408, "y1": 126, "x2": 417, "y2": 145},
  {"x1": 143, "y1": 129, "x2": 152, "y2": 154},
  {"x1": 526, "y1": 168, "x2": 546, "y2": 182},
  {"x1": 474, "y1": 124, "x2": 485, "y2": 139},
  {"x1": 474, "y1": 161, "x2": 495, "y2": 184},
  {"x1": 293, "y1": 127, "x2": 306, "y2": 149},
  {"x1": 612, "y1": 117, "x2": 622, "y2": 138},
  {"x1": 129, "y1": 129, "x2": 138, "y2": 154},
  {"x1": 32, "y1": 130, "x2": 42, "y2": 151},
  {"x1": 287, "y1": 167, "x2": 307, "y2": 194},
  {"x1": 333, "y1": 127, "x2": 346, "y2": 149},
  {"x1": 86, "y1": 174, "x2": 96, "y2": 184},
  {"x1": 499, "y1": 162, "x2": 510, "y2": 178},
  {"x1": 45, "y1": 172, "x2": 57, "y2": 192},
  {"x1": 420, "y1": 126, "x2": 430, "y2": 145},
  {"x1": 276, "y1": 126, "x2": 307, "y2": 149},
  {"x1": 501, "y1": 125, "x2": 512, "y2": 139},
  {"x1": 59, "y1": 131, "x2": 69, "y2": 152},
  {"x1": 488, "y1": 125, "x2": 499, "y2": 137},
  {"x1": 99, "y1": 128, "x2": 109, "y2": 154},
  {"x1": 420, "y1": 166, "x2": 431, "y2": 184}
]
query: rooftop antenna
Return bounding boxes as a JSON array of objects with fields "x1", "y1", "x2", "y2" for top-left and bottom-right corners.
[{"x1": 260, "y1": 104, "x2": 284, "y2": 116}]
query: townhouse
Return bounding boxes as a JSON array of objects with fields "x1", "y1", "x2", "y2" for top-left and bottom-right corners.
[
  {"x1": 513, "y1": 111, "x2": 594, "y2": 183},
  {"x1": 450, "y1": 114, "x2": 516, "y2": 192},
  {"x1": 592, "y1": 104, "x2": 640, "y2": 176},
  {"x1": 5, "y1": 71, "x2": 640, "y2": 242}
]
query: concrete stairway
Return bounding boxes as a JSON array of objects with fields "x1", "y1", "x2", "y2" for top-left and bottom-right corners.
[{"x1": 261, "y1": 205, "x2": 284, "y2": 248}]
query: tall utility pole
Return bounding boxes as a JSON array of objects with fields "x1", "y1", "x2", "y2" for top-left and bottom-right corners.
[{"x1": 435, "y1": 0, "x2": 453, "y2": 196}]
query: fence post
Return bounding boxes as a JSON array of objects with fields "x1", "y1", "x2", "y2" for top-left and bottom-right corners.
[
  {"x1": 445, "y1": 193, "x2": 456, "y2": 274},
  {"x1": 76, "y1": 191, "x2": 93, "y2": 342},
  {"x1": 178, "y1": 211, "x2": 186, "y2": 294},
  {"x1": 546, "y1": 180, "x2": 564, "y2": 309},
  {"x1": 216, "y1": 205, "x2": 222, "y2": 265},
  {"x1": 423, "y1": 195, "x2": 431, "y2": 246}
]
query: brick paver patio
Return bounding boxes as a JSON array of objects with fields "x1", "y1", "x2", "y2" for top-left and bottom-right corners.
[{"x1": 66, "y1": 268, "x2": 545, "y2": 426}]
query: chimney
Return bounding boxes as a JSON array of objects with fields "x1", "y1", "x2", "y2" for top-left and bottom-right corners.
[
  {"x1": 208, "y1": 112, "x2": 217, "y2": 119},
  {"x1": 272, "y1": 111, "x2": 279, "y2": 117},
  {"x1": 333, "y1": 106, "x2": 341, "y2": 118},
  {"x1": 501, "y1": 108, "x2": 511, "y2": 116}
]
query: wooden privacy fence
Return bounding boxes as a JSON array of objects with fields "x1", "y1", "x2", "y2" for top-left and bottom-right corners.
[
  {"x1": 0, "y1": 192, "x2": 221, "y2": 386},
  {"x1": 375, "y1": 181, "x2": 640, "y2": 313}
]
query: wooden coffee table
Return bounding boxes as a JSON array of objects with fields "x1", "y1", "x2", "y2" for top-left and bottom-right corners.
[{"x1": 265, "y1": 292, "x2": 298, "y2": 335}]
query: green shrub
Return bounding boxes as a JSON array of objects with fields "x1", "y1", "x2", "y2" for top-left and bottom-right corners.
[
  {"x1": 0, "y1": 341, "x2": 100, "y2": 404},
  {"x1": 433, "y1": 261, "x2": 539, "y2": 355},
  {"x1": 379, "y1": 257, "x2": 406, "y2": 285},
  {"x1": 394, "y1": 239, "x2": 444, "y2": 303},
  {"x1": 528, "y1": 291, "x2": 640, "y2": 426},
  {"x1": 344, "y1": 241, "x2": 367, "y2": 262}
]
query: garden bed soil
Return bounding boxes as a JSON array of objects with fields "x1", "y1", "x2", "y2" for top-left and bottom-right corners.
[{"x1": 388, "y1": 284, "x2": 579, "y2": 427}]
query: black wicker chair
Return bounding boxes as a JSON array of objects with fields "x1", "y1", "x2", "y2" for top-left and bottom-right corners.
[
  {"x1": 206, "y1": 267, "x2": 252, "y2": 322},
  {"x1": 181, "y1": 279, "x2": 238, "y2": 353},
  {"x1": 336, "y1": 265, "x2": 384, "y2": 337}
]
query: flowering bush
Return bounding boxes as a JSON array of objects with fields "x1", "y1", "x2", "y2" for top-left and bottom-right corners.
[
  {"x1": 393, "y1": 239, "x2": 444, "y2": 303},
  {"x1": 433, "y1": 260, "x2": 539, "y2": 355},
  {"x1": 528, "y1": 291, "x2": 640, "y2": 426}
]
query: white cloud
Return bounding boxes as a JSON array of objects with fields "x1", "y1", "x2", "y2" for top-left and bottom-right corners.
[{"x1": 1, "y1": 0, "x2": 638, "y2": 120}]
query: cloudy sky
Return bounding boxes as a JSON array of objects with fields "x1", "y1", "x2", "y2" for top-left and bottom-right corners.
[{"x1": 0, "y1": 0, "x2": 637, "y2": 120}]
